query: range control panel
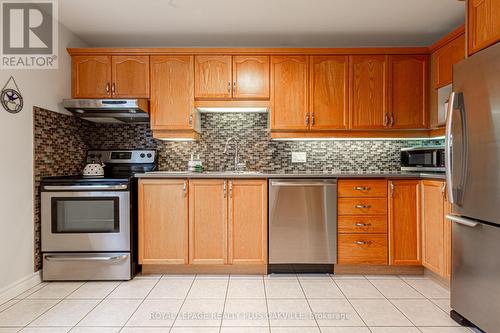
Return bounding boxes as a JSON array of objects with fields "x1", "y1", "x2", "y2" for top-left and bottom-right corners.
[{"x1": 86, "y1": 150, "x2": 156, "y2": 164}]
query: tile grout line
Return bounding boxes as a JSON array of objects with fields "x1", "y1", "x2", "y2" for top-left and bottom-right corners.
[
  {"x1": 329, "y1": 275, "x2": 370, "y2": 330},
  {"x1": 296, "y1": 275, "x2": 322, "y2": 331},
  {"x1": 399, "y1": 277, "x2": 453, "y2": 317},
  {"x1": 219, "y1": 274, "x2": 231, "y2": 333},
  {"x1": 71, "y1": 280, "x2": 123, "y2": 331},
  {"x1": 168, "y1": 274, "x2": 197, "y2": 333},
  {"x1": 364, "y1": 276, "x2": 420, "y2": 328},
  {"x1": 118, "y1": 276, "x2": 163, "y2": 332},
  {"x1": 261, "y1": 275, "x2": 272, "y2": 333}
]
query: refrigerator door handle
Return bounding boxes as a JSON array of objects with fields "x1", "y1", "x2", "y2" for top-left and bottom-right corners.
[
  {"x1": 445, "y1": 92, "x2": 456, "y2": 203},
  {"x1": 446, "y1": 214, "x2": 479, "y2": 228}
]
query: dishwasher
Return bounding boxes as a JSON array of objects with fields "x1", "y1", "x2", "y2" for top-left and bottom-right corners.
[{"x1": 269, "y1": 178, "x2": 337, "y2": 273}]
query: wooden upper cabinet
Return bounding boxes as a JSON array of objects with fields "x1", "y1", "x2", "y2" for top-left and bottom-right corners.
[
  {"x1": 111, "y1": 56, "x2": 150, "y2": 98},
  {"x1": 194, "y1": 55, "x2": 232, "y2": 99},
  {"x1": 228, "y1": 180, "x2": 267, "y2": 265},
  {"x1": 421, "y1": 180, "x2": 445, "y2": 274},
  {"x1": 232, "y1": 56, "x2": 270, "y2": 99},
  {"x1": 150, "y1": 55, "x2": 195, "y2": 130},
  {"x1": 388, "y1": 55, "x2": 428, "y2": 129},
  {"x1": 349, "y1": 55, "x2": 388, "y2": 129},
  {"x1": 310, "y1": 56, "x2": 349, "y2": 130},
  {"x1": 468, "y1": 0, "x2": 500, "y2": 55},
  {"x1": 189, "y1": 179, "x2": 228, "y2": 265},
  {"x1": 271, "y1": 55, "x2": 309, "y2": 130},
  {"x1": 434, "y1": 34, "x2": 465, "y2": 88},
  {"x1": 389, "y1": 180, "x2": 421, "y2": 266},
  {"x1": 138, "y1": 179, "x2": 188, "y2": 265},
  {"x1": 72, "y1": 55, "x2": 111, "y2": 98}
]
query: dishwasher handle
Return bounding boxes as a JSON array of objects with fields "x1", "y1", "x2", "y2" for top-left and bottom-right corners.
[{"x1": 270, "y1": 180, "x2": 337, "y2": 187}]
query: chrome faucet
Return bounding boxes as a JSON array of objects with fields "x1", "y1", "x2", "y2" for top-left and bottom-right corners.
[{"x1": 223, "y1": 137, "x2": 245, "y2": 171}]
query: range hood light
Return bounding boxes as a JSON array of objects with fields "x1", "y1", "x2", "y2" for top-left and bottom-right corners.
[
  {"x1": 75, "y1": 109, "x2": 84, "y2": 114},
  {"x1": 197, "y1": 107, "x2": 268, "y2": 113}
]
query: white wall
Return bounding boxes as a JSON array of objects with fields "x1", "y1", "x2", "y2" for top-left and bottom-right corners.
[{"x1": 0, "y1": 23, "x2": 87, "y2": 292}]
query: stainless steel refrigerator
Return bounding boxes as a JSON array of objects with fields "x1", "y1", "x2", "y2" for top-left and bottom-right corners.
[{"x1": 446, "y1": 42, "x2": 500, "y2": 333}]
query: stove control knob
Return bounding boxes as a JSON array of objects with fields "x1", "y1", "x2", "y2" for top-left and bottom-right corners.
[
  {"x1": 147, "y1": 153, "x2": 152, "y2": 158},
  {"x1": 140, "y1": 153, "x2": 146, "y2": 158}
]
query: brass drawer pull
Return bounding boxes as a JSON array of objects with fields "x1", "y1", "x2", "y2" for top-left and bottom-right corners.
[
  {"x1": 355, "y1": 222, "x2": 372, "y2": 227},
  {"x1": 354, "y1": 240, "x2": 372, "y2": 245},
  {"x1": 355, "y1": 204, "x2": 371, "y2": 209},
  {"x1": 353, "y1": 186, "x2": 371, "y2": 191}
]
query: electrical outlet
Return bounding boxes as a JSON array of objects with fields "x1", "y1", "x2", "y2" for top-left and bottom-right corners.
[{"x1": 291, "y1": 152, "x2": 307, "y2": 163}]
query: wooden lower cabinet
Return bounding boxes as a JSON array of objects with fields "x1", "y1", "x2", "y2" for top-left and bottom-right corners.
[
  {"x1": 189, "y1": 179, "x2": 228, "y2": 265},
  {"x1": 228, "y1": 180, "x2": 268, "y2": 265},
  {"x1": 388, "y1": 180, "x2": 421, "y2": 265},
  {"x1": 422, "y1": 180, "x2": 452, "y2": 279},
  {"x1": 338, "y1": 234, "x2": 388, "y2": 264},
  {"x1": 138, "y1": 179, "x2": 189, "y2": 265},
  {"x1": 139, "y1": 178, "x2": 267, "y2": 272}
]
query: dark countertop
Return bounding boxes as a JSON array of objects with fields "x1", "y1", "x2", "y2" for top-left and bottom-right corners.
[{"x1": 136, "y1": 170, "x2": 446, "y2": 180}]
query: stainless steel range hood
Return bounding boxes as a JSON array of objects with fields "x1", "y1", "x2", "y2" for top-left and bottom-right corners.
[{"x1": 62, "y1": 99, "x2": 149, "y2": 124}]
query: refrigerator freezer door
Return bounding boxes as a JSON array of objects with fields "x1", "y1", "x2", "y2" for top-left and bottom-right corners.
[
  {"x1": 451, "y1": 219, "x2": 500, "y2": 332},
  {"x1": 450, "y1": 42, "x2": 500, "y2": 225}
]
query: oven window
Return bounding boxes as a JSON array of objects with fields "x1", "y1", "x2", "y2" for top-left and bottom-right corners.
[
  {"x1": 51, "y1": 197, "x2": 119, "y2": 233},
  {"x1": 408, "y1": 152, "x2": 433, "y2": 166}
]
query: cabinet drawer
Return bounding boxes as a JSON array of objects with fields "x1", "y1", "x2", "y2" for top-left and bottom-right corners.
[
  {"x1": 338, "y1": 179, "x2": 387, "y2": 198},
  {"x1": 338, "y1": 216, "x2": 388, "y2": 234},
  {"x1": 338, "y1": 234, "x2": 388, "y2": 264},
  {"x1": 338, "y1": 198, "x2": 387, "y2": 215}
]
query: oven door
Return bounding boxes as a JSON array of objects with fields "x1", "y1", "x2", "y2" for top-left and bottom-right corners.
[{"x1": 41, "y1": 190, "x2": 130, "y2": 252}]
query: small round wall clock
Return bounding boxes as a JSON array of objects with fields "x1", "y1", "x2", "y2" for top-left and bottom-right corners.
[{"x1": 1, "y1": 76, "x2": 23, "y2": 114}]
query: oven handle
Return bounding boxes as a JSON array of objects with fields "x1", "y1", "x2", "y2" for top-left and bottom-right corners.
[
  {"x1": 43, "y1": 185, "x2": 128, "y2": 191},
  {"x1": 45, "y1": 255, "x2": 128, "y2": 262}
]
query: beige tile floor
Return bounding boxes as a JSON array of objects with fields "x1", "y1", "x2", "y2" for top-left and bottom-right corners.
[{"x1": 0, "y1": 274, "x2": 477, "y2": 333}]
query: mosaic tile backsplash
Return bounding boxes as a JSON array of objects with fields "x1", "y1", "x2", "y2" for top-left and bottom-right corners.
[
  {"x1": 34, "y1": 108, "x2": 443, "y2": 270},
  {"x1": 88, "y1": 113, "x2": 443, "y2": 173}
]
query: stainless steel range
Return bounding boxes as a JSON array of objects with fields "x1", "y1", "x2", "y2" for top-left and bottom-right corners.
[{"x1": 41, "y1": 150, "x2": 156, "y2": 281}]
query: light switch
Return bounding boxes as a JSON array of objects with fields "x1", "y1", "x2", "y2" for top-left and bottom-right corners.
[{"x1": 292, "y1": 152, "x2": 307, "y2": 163}]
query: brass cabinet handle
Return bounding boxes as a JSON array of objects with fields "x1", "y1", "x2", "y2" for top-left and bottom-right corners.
[
  {"x1": 105, "y1": 82, "x2": 110, "y2": 94},
  {"x1": 229, "y1": 180, "x2": 233, "y2": 198},
  {"x1": 183, "y1": 180, "x2": 187, "y2": 196},
  {"x1": 305, "y1": 114, "x2": 310, "y2": 127},
  {"x1": 227, "y1": 81, "x2": 231, "y2": 94},
  {"x1": 188, "y1": 114, "x2": 193, "y2": 127},
  {"x1": 223, "y1": 180, "x2": 227, "y2": 198},
  {"x1": 311, "y1": 113, "x2": 315, "y2": 126},
  {"x1": 390, "y1": 113, "x2": 395, "y2": 127},
  {"x1": 355, "y1": 222, "x2": 372, "y2": 227},
  {"x1": 354, "y1": 240, "x2": 372, "y2": 245},
  {"x1": 355, "y1": 204, "x2": 371, "y2": 209},
  {"x1": 390, "y1": 183, "x2": 395, "y2": 197},
  {"x1": 233, "y1": 81, "x2": 236, "y2": 92},
  {"x1": 111, "y1": 82, "x2": 116, "y2": 95},
  {"x1": 384, "y1": 113, "x2": 389, "y2": 127},
  {"x1": 353, "y1": 186, "x2": 371, "y2": 191}
]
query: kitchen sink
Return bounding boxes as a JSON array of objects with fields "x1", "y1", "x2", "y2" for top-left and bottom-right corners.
[{"x1": 203, "y1": 171, "x2": 263, "y2": 175}]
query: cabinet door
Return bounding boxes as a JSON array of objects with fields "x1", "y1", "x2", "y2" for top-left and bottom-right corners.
[
  {"x1": 421, "y1": 180, "x2": 445, "y2": 275},
  {"x1": 195, "y1": 55, "x2": 232, "y2": 99},
  {"x1": 468, "y1": 0, "x2": 500, "y2": 55},
  {"x1": 232, "y1": 56, "x2": 270, "y2": 99},
  {"x1": 434, "y1": 34, "x2": 465, "y2": 88},
  {"x1": 270, "y1": 55, "x2": 309, "y2": 130},
  {"x1": 389, "y1": 180, "x2": 421, "y2": 265},
  {"x1": 228, "y1": 180, "x2": 267, "y2": 265},
  {"x1": 150, "y1": 55, "x2": 195, "y2": 130},
  {"x1": 72, "y1": 56, "x2": 111, "y2": 98},
  {"x1": 388, "y1": 55, "x2": 428, "y2": 129},
  {"x1": 138, "y1": 179, "x2": 188, "y2": 265},
  {"x1": 111, "y1": 56, "x2": 150, "y2": 98},
  {"x1": 349, "y1": 55, "x2": 388, "y2": 129},
  {"x1": 310, "y1": 56, "x2": 349, "y2": 130},
  {"x1": 189, "y1": 179, "x2": 228, "y2": 265}
]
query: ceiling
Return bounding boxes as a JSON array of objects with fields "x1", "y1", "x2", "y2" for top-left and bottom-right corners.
[{"x1": 59, "y1": 0, "x2": 465, "y2": 48}]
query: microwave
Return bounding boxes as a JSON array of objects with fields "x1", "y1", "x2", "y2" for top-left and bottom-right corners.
[{"x1": 401, "y1": 146, "x2": 445, "y2": 172}]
